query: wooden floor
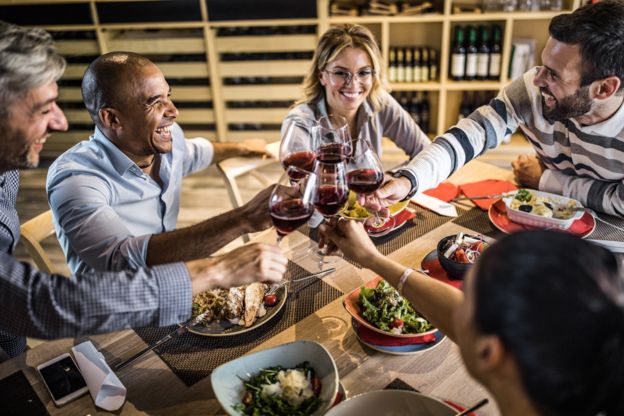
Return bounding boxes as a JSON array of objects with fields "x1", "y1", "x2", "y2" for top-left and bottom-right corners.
[{"x1": 14, "y1": 136, "x2": 531, "y2": 275}]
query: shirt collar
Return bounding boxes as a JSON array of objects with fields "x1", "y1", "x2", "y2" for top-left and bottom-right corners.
[
  {"x1": 91, "y1": 127, "x2": 141, "y2": 176},
  {"x1": 582, "y1": 96, "x2": 624, "y2": 136}
]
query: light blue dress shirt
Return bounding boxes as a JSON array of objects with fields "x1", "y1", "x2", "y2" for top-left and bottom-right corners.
[{"x1": 47, "y1": 123, "x2": 214, "y2": 274}]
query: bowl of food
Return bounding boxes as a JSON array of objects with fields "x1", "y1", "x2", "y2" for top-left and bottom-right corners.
[
  {"x1": 211, "y1": 340, "x2": 339, "y2": 416},
  {"x1": 437, "y1": 233, "x2": 488, "y2": 280},
  {"x1": 503, "y1": 189, "x2": 584, "y2": 230},
  {"x1": 343, "y1": 276, "x2": 437, "y2": 339},
  {"x1": 324, "y1": 390, "x2": 457, "y2": 416},
  {"x1": 341, "y1": 191, "x2": 409, "y2": 221}
]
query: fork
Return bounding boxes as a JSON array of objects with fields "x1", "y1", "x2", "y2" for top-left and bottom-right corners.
[{"x1": 266, "y1": 267, "x2": 336, "y2": 296}]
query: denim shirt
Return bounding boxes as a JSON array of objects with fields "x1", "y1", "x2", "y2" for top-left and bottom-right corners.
[{"x1": 47, "y1": 123, "x2": 214, "y2": 273}]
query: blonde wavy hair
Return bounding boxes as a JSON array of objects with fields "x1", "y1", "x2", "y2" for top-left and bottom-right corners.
[{"x1": 298, "y1": 24, "x2": 387, "y2": 112}]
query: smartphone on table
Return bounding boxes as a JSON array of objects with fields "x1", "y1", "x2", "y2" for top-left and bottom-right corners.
[{"x1": 36, "y1": 353, "x2": 88, "y2": 406}]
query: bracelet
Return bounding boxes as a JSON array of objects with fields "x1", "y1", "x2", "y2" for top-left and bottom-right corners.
[{"x1": 397, "y1": 267, "x2": 414, "y2": 297}]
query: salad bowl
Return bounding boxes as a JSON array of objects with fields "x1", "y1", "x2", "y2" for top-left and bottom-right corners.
[
  {"x1": 211, "y1": 340, "x2": 339, "y2": 416},
  {"x1": 343, "y1": 276, "x2": 437, "y2": 339}
]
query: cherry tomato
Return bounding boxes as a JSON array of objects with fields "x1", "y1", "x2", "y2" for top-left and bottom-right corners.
[
  {"x1": 390, "y1": 318, "x2": 404, "y2": 329},
  {"x1": 311, "y1": 376, "x2": 322, "y2": 396},
  {"x1": 454, "y1": 248, "x2": 469, "y2": 263},
  {"x1": 264, "y1": 294, "x2": 278, "y2": 306},
  {"x1": 471, "y1": 241, "x2": 484, "y2": 253},
  {"x1": 242, "y1": 391, "x2": 253, "y2": 406}
]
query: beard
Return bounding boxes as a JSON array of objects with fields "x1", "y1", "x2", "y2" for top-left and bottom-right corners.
[
  {"x1": 0, "y1": 124, "x2": 39, "y2": 173},
  {"x1": 541, "y1": 85, "x2": 593, "y2": 123}
]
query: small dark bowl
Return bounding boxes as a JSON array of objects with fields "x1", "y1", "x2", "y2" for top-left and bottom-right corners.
[{"x1": 436, "y1": 234, "x2": 476, "y2": 280}]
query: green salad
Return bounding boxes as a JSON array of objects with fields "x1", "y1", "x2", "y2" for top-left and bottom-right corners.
[
  {"x1": 234, "y1": 361, "x2": 322, "y2": 416},
  {"x1": 359, "y1": 280, "x2": 433, "y2": 335}
]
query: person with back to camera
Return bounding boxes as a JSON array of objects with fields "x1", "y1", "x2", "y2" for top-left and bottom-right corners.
[{"x1": 320, "y1": 220, "x2": 624, "y2": 415}]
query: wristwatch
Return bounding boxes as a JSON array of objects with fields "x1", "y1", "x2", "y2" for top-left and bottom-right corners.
[{"x1": 390, "y1": 170, "x2": 418, "y2": 201}]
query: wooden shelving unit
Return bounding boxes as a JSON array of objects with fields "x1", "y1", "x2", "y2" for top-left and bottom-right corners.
[{"x1": 1, "y1": 0, "x2": 581, "y2": 158}]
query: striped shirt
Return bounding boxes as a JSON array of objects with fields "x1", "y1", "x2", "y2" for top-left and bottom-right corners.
[{"x1": 400, "y1": 68, "x2": 624, "y2": 216}]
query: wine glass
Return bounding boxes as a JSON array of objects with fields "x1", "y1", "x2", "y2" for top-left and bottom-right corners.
[
  {"x1": 279, "y1": 117, "x2": 317, "y2": 181},
  {"x1": 269, "y1": 166, "x2": 317, "y2": 244},
  {"x1": 346, "y1": 138, "x2": 389, "y2": 228},
  {"x1": 315, "y1": 114, "x2": 352, "y2": 164},
  {"x1": 311, "y1": 161, "x2": 349, "y2": 265}
]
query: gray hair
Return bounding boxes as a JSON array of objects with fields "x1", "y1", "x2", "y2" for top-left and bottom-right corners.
[{"x1": 0, "y1": 21, "x2": 66, "y2": 117}]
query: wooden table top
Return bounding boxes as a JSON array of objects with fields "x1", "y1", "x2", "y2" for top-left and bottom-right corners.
[{"x1": 0, "y1": 160, "x2": 513, "y2": 415}]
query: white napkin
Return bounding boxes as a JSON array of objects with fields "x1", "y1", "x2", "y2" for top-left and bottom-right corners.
[
  {"x1": 71, "y1": 341, "x2": 126, "y2": 411},
  {"x1": 411, "y1": 193, "x2": 458, "y2": 217}
]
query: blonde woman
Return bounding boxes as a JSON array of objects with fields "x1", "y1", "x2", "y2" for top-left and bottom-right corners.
[{"x1": 283, "y1": 24, "x2": 429, "y2": 166}]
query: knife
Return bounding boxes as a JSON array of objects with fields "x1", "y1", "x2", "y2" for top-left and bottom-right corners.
[{"x1": 411, "y1": 193, "x2": 458, "y2": 217}]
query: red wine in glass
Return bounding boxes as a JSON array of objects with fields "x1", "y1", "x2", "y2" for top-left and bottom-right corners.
[
  {"x1": 270, "y1": 199, "x2": 315, "y2": 237},
  {"x1": 314, "y1": 185, "x2": 348, "y2": 217},
  {"x1": 346, "y1": 168, "x2": 384, "y2": 194},
  {"x1": 316, "y1": 143, "x2": 350, "y2": 163},
  {"x1": 282, "y1": 151, "x2": 316, "y2": 180}
]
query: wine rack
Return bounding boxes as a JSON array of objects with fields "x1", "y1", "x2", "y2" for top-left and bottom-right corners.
[{"x1": 0, "y1": 0, "x2": 581, "y2": 157}]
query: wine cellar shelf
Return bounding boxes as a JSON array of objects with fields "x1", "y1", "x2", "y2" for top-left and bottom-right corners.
[{"x1": 1, "y1": 0, "x2": 581, "y2": 158}]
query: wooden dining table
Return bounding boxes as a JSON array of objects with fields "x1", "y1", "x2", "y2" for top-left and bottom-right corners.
[{"x1": 0, "y1": 160, "x2": 513, "y2": 415}]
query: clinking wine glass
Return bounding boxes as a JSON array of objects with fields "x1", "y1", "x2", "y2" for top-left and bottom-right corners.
[
  {"x1": 311, "y1": 161, "x2": 349, "y2": 265},
  {"x1": 269, "y1": 166, "x2": 317, "y2": 244},
  {"x1": 346, "y1": 138, "x2": 390, "y2": 229},
  {"x1": 279, "y1": 117, "x2": 318, "y2": 181},
  {"x1": 315, "y1": 114, "x2": 352, "y2": 164}
]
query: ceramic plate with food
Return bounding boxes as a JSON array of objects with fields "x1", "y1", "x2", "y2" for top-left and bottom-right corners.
[
  {"x1": 343, "y1": 276, "x2": 437, "y2": 339},
  {"x1": 187, "y1": 282, "x2": 287, "y2": 337}
]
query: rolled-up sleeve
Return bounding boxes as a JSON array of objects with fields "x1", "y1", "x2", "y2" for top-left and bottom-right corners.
[
  {"x1": 182, "y1": 136, "x2": 214, "y2": 176},
  {"x1": 47, "y1": 172, "x2": 151, "y2": 273}
]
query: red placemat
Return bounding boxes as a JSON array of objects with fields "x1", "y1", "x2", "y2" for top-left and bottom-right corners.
[
  {"x1": 424, "y1": 182, "x2": 459, "y2": 202},
  {"x1": 459, "y1": 180, "x2": 517, "y2": 210}
]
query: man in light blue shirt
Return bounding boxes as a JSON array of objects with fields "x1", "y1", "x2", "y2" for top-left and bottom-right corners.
[{"x1": 47, "y1": 52, "x2": 276, "y2": 273}]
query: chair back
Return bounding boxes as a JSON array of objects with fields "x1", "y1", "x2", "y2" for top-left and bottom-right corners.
[{"x1": 19, "y1": 210, "x2": 56, "y2": 274}]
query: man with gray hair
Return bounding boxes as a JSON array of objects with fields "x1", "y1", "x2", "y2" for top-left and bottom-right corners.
[{"x1": 0, "y1": 21, "x2": 286, "y2": 360}]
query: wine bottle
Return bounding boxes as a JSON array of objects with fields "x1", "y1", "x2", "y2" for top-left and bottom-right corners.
[
  {"x1": 413, "y1": 47, "x2": 422, "y2": 82},
  {"x1": 488, "y1": 25, "x2": 502, "y2": 80},
  {"x1": 397, "y1": 48, "x2": 405, "y2": 82},
  {"x1": 429, "y1": 48, "x2": 438, "y2": 81},
  {"x1": 409, "y1": 92, "x2": 421, "y2": 125},
  {"x1": 405, "y1": 48, "x2": 413, "y2": 83},
  {"x1": 476, "y1": 25, "x2": 490, "y2": 80},
  {"x1": 399, "y1": 91, "x2": 409, "y2": 111},
  {"x1": 389, "y1": 48, "x2": 397, "y2": 82},
  {"x1": 420, "y1": 91, "x2": 430, "y2": 135},
  {"x1": 459, "y1": 91, "x2": 473, "y2": 121},
  {"x1": 421, "y1": 47, "x2": 430, "y2": 82},
  {"x1": 465, "y1": 25, "x2": 478, "y2": 80},
  {"x1": 450, "y1": 26, "x2": 466, "y2": 81}
]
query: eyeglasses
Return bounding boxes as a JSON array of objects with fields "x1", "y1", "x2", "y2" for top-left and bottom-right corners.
[{"x1": 324, "y1": 68, "x2": 375, "y2": 85}]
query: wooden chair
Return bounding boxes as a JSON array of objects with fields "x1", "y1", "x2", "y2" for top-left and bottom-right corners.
[
  {"x1": 215, "y1": 141, "x2": 280, "y2": 209},
  {"x1": 19, "y1": 210, "x2": 56, "y2": 274}
]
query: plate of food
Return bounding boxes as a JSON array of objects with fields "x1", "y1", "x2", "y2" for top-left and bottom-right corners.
[
  {"x1": 340, "y1": 191, "x2": 409, "y2": 221},
  {"x1": 211, "y1": 340, "x2": 339, "y2": 416},
  {"x1": 489, "y1": 198, "x2": 595, "y2": 238},
  {"x1": 343, "y1": 276, "x2": 436, "y2": 339},
  {"x1": 352, "y1": 319, "x2": 446, "y2": 355},
  {"x1": 187, "y1": 282, "x2": 287, "y2": 337}
]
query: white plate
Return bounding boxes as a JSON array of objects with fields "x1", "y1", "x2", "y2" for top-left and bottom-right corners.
[{"x1": 325, "y1": 390, "x2": 456, "y2": 416}]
